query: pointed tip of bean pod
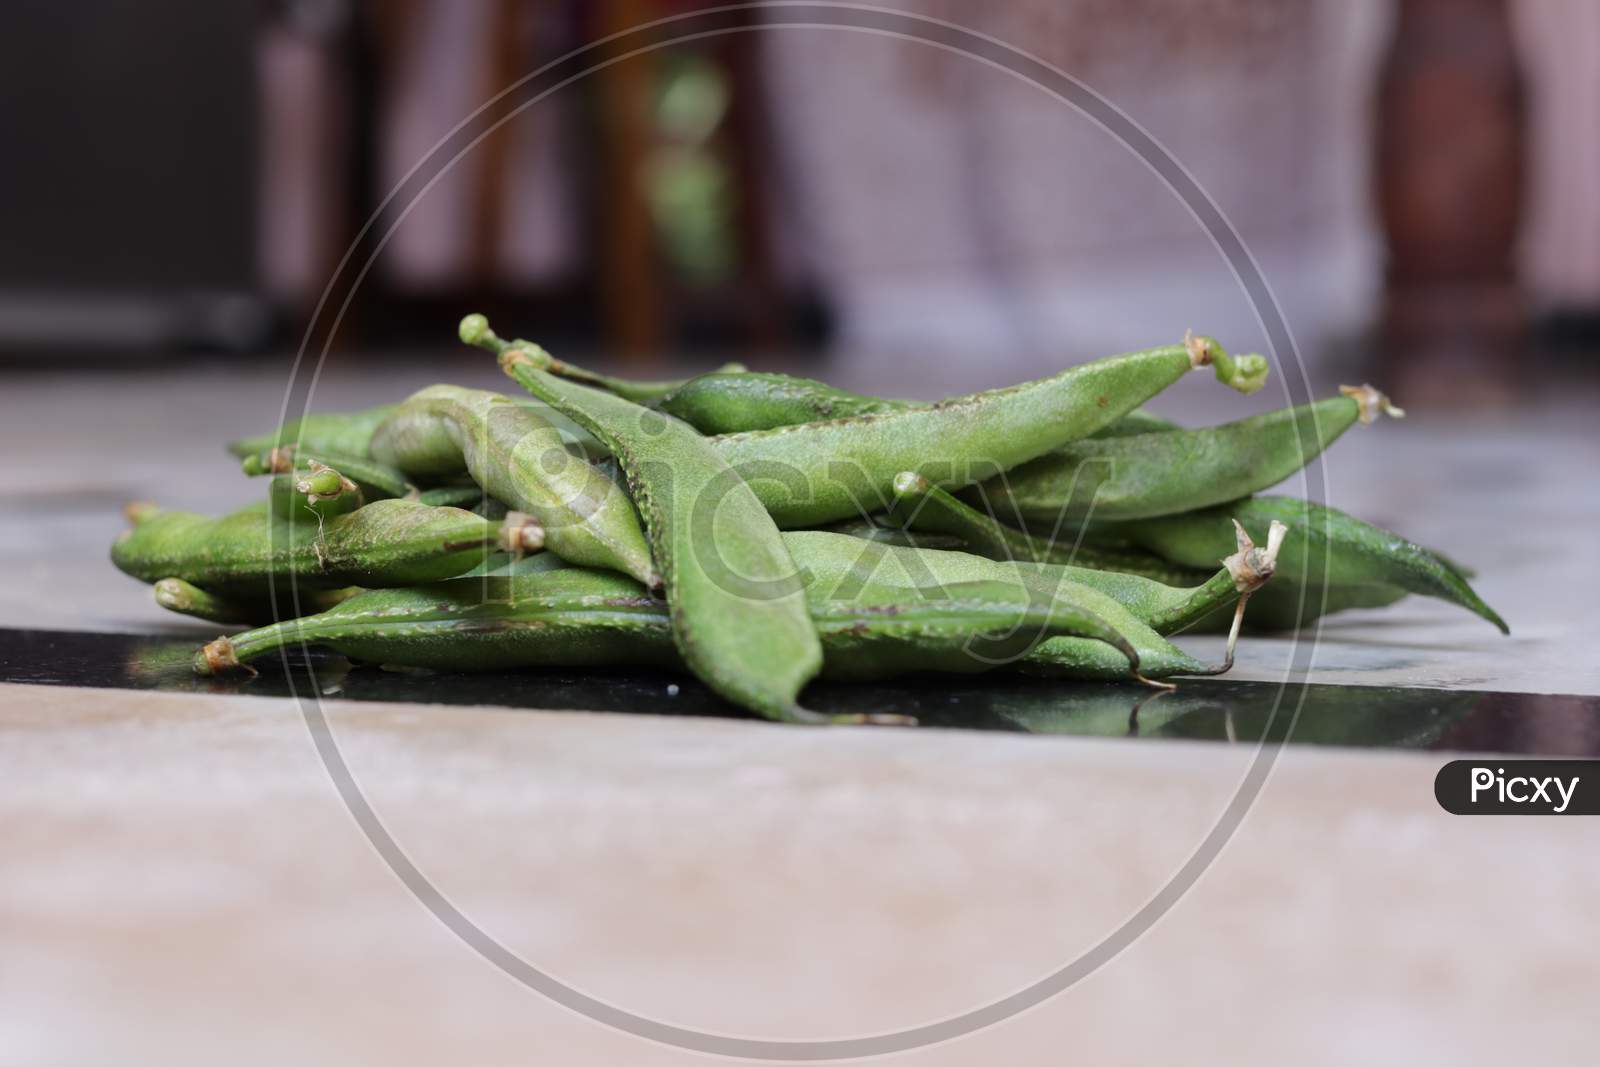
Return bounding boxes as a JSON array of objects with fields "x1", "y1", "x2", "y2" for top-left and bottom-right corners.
[
  {"x1": 1477, "y1": 600, "x2": 1511, "y2": 636},
  {"x1": 1339, "y1": 383, "x2": 1405, "y2": 423}
]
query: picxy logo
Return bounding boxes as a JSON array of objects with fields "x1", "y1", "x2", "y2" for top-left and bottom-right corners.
[
  {"x1": 1435, "y1": 760, "x2": 1598, "y2": 815},
  {"x1": 1469, "y1": 766, "x2": 1578, "y2": 813}
]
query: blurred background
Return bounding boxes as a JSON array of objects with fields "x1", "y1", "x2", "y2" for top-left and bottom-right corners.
[{"x1": 1, "y1": 0, "x2": 1597, "y2": 406}]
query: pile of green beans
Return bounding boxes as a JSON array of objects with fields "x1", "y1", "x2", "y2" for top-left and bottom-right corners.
[{"x1": 111, "y1": 313, "x2": 1506, "y2": 725}]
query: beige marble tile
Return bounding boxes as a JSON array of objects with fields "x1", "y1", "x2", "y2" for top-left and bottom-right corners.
[{"x1": 3, "y1": 682, "x2": 1598, "y2": 1065}]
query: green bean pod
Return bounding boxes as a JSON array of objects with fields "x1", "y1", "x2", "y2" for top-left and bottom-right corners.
[
  {"x1": 469, "y1": 316, "x2": 827, "y2": 724},
  {"x1": 227, "y1": 405, "x2": 398, "y2": 459},
  {"x1": 971, "y1": 385, "x2": 1401, "y2": 523},
  {"x1": 812, "y1": 518, "x2": 969, "y2": 552},
  {"x1": 242, "y1": 446, "x2": 412, "y2": 500},
  {"x1": 657, "y1": 368, "x2": 1181, "y2": 439},
  {"x1": 266, "y1": 464, "x2": 364, "y2": 524},
  {"x1": 782, "y1": 530, "x2": 1225, "y2": 679},
  {"x1": 1104, "y1": 495, "x2": 1508, "y2": 633},
  {"x1": 657, "y1": 372, "x2": 913, "y2": 434},
  {"x1": 369, "y1": 385, "x2": 659, "y2": 586},
  {"x1": 884, "y1": 471, "x2": 1204, "y2": 583},
  {"x1": 705, "y1": 333, "x2": 1267, "y2": 527},
  {"x1": 1187, "y1": 579, "x2": 1409, "y2": 633},
  {"x1": 191, "y1": 568, "x2": 1156, "y2": 701},
  {"x1": 481, "y1": 334, "x2": 745, "y2": 404},
  {"x1": 1087, "y1": 409, "x2": 1181, "y2": 438},
  {"x1": 788, "y1": 526, "x2": 1264, "y2": 648},
  {"x1": 875, "y1": 475, "x2": 1287, "y2": 646},
  {"x1": 411, "y1": 484, "x2": 490, "y2": 509},
  {"x1": 112, "y1": 498, "x2": 505, "y2": 595},
  {"x1": 153, "y1": 577, "x2": 355, "y2": 625}
]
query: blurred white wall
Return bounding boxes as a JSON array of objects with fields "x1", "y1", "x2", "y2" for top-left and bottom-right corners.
[
  {"x1": 761, "y1": 0, "x2": 1392, "y2": 384},
  {"x1": 1513, "y1": 0, "x2": 1600, "y2": 310}
]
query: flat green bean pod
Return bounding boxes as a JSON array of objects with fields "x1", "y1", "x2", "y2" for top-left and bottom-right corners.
[
  {"x1": 782, "y1": 530, "x2": 1226, "y2": 680},
  {"x1": 112, "y1": 498, "x2": 511, "y2": 595},
  {"x1": 242, "y1": 446, "x2": 412, "y2": 500},
  {"x1": 542, "y1": 358, "x2": 747, "y2": 405},
  {"x1": 231, "y1": 398, "x2": 602, "y2": 460},
  {"x1": 153, "y1": 577, "x2": 355, "y2": 626},
  {"x1": 973, "y1": 385, "x2": 1402, "y2": 523},
  {"x1": 1087, "y1": 409, "x2": 1181, "y2": 438},
  {"x1": 1104, "y1": 495, "x2": 1508, "y2": 633},
  {"x1": 657, "y1": 372, "x2": 913, "y2": 434},
  {"x1": 705, "y1": 333, "x2": 1268, "y2": 527},
  {"x1": 370, "y1": 384, "x2": 659, "y2": 586},
  {"x1": 191, "y1": 568, "x2": 1151, "y2": 704},
  {"x1": 468, "y1": 315, "x2": 827, "y2": 724},
  {"x1": 885, "y1": 471, "x2": 1203, "y2": 583},
  {"x1": 228, "y1": 405, "x2": 398, "y2": 459},
  {"x1": 657, "y1": 368, "x2": 1178, "y2": 439},
  {"x1": 875, "y1": 478, "x2": 1285, "y2": 644},
  {"x1": 411, "y1": 484, "x2": 490, "y2": 509},
  {"x1": 266, "y1": 462, "x2": 364, "y2": 524}
]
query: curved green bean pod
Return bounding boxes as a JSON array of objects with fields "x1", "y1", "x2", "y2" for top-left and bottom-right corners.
[
  {"x1": 884, "y1": 471, "x2": 1203, "y2": 583},
  {"x1": 266, "y1": 463, "x2": 364, "y2": 524},
  {"x1": 1104, "y1": 495, "x2": 1508, "y2": 633},
  {"x1": 812, "y1": 518, "x2": 969, "y2": 552},
  {"x1": 227, "y1": 405, "x2": 398, "y2": 459},
  {"x1": 544, "y1": 360, "x2": 747, "y2": 405},
  {"x1": 1187, "y1": 578, "x2": 1410, "y2": 633},
  {"x1": 411, "y1": 484, "x2": 489, "y2": 509},
  {"x1": 112, "y1": 498, "x2": 506, "y2": 594},
  {"x1": 1088, "y1": 409, "x2": 1181, "y2": 438},
  {"x1": 659, "y1": 369, "x2": 1180, "y2": 439},
  {"x1": 972, "y1": 385, "x2": 1402, "y2": 523},
  {"x1": 785, "y1": 532, "x2": 1218, "y2": 675},
  {"x1": 153, "y1": 577, "x2": 355, "y2": 626},
  {"x1": 369, "y1": 385, "x2": 658, "y2": 586},
  {"x1": 242, "y1": 446, "x2": 412, "y2": 500},
  {"x1": 467, "y1": 330, "x2": 745, "y2": 404},
  {"x1": 657, "y1": 372, "x2": 913, "y2": 434},
  {"x1": 191, "y1": 569, "x2": 1151, "y2": 700},
  {"x1": 705, "y1": 333, "x2": 1267, "y2": 527},
  {"x1": 468, "y1": 316, "x2": 827, "y2": 724},
  {"x1": 782, "y1": 525, "x2": 1277, "y2": 670}
]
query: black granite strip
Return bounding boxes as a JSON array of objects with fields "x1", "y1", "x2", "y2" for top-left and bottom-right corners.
[{"x1": 1, "y1": 627, "x2": 1596, "y2": 754}]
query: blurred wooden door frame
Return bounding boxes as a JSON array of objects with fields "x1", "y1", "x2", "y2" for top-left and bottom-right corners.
[{"x1": 1376, "y1": 0, "x2": 1527, "y2": 404}]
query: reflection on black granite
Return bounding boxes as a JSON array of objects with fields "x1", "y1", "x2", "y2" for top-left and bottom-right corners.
[{"x1": 2, "y1": 627, "x2": 1597, "y2": 756}]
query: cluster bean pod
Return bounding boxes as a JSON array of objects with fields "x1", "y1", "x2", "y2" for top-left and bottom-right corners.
[
  {"x1": 464, "y1": 314, "x2": 838, "y2": 725},
  {"x1": 1104, "y1": 495, "x2": 1508, "y2": 633},
  {"x1": 707, "y1": 332, "x2": 1269, "y2": 527},
  {"x1": 370, "y1": 384, "x2": 659, "y2": 586},
  {"x1": 192, "y1": 568, "x2": 1185, "y2": 699},
  {"x1": 973, "y1": 384, "x2": 1403, "y2": 524},
  {"x1": 111, "y1": 498, "x2": 514, "y2": 594}
]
